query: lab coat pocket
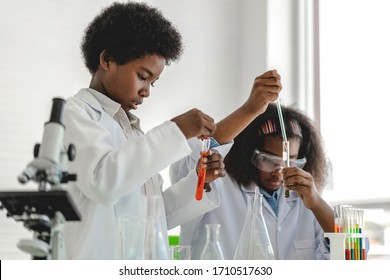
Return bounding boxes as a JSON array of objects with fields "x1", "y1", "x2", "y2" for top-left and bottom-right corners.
[{"x1": 293, "y1": 238, "x2": 316, "y2": 260}]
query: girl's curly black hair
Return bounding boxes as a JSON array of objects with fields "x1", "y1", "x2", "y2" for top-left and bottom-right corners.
[
  {"x1": 81, "y1": 1, "x2": 184, "y2": 74},
  {"x1": 224, "y1": 103, "x2": 330, "y2": 193}
]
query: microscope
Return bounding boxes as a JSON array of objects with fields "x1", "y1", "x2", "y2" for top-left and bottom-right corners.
[{"x1": 0, "y1": 98, "x2": 81, "y2": 260}]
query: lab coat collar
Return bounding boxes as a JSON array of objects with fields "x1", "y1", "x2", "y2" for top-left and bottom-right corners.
[
  {"x1": 240, "y1": 183, "x2": 257, "y2": 194},
  {"x1": 74, "y1": 88, "x2": 105, "y2": 112},
  {"x1": 240, "y1": 183, "x2": 300, "y2": 222},
  {"x1": 78, "y1": 88, "x2": 141, "y2": 128},
  {"x1": 240, "y1": 183, "x2": 280, "y2": 219},
  {"x1": 84, "y1": 88, "x2": 122, "y2": 118}
]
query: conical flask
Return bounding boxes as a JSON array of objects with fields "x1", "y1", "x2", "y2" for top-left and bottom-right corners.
[
  {"x1": 143, "y1": 196, "x2": 170, "y2": 260},
  {"x1": 234, "y1": 187, "x2": 275, "y2": 260},
  {"x1": 199, "y1": 224, "x2": 225, "y2": 260}
]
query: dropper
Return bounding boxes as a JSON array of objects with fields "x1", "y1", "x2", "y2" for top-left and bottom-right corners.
[{"x1": 275, "y1": 98, "x2": 290, "y2": 198}]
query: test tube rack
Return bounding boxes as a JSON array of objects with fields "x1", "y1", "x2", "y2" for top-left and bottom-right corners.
[{"x1": 324, "y1": 232, "x2": 368, "y2": 260}]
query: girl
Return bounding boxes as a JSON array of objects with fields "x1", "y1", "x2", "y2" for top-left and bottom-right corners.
[{"x1": 172, "y1": 103, "x2": 333, "y2": 259}]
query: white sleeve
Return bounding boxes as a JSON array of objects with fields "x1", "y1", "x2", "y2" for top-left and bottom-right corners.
[
  {"x1": 163, "y1": 169, "x2": 220, "y2": 230},
  {"x1": 315, "y1": 223, "x2": 330, "y2": 260},
  {"x1": 64, "y1": 100, "x2": 191, "y2": 206}
]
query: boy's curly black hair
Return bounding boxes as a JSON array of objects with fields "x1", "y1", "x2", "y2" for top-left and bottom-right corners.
[
  {"x1": 224, "y1": 103, "x2": 330, "y2": 193},
  {"x1": 81, "y1": 1, "x2": 184, "y2": 74}
]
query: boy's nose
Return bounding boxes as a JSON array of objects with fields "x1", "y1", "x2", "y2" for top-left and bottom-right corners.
[{"x1": 140, "y1": 86, "x2": 150, "y2": 98}]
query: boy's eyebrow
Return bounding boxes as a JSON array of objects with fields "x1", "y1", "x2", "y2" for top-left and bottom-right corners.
[{"x1": 140, "y1": 67, "x2": 155, "y2": 77}]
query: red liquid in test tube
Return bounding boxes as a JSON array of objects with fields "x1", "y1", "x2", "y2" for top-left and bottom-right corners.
[{"x1": 195, "y1": 138, "x2": 210, "y2": 201}]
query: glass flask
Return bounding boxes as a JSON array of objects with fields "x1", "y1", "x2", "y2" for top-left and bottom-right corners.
[
  {"x1": 199, "y1": 223, "x2": 225, "y2": 260},
  {"x1": 143, "y1": 196, "x2": 170, "y2": 260},
  {"x1": 118, "y1": 216, "x2": 145, "y2": 259},
  {"x1": 234, "y1": 187, "x2": 275, "y2": 260}
]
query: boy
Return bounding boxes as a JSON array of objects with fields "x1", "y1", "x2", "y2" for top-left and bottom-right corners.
[{"x1": 62, "y1": 2, "x2": 224, "y2": 259}]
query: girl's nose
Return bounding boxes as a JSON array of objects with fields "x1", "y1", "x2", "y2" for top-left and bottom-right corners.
[
  {"x1": 270, "y1": 167, "x2": 283, "y2": 176},
  {"x1": 272, "y1": 163, "x2": 283, "y2": 172}
]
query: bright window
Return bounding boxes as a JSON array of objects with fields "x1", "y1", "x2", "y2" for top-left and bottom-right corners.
[{"x1": 319, "y1": 0, "x2": 390, "y2": 258}]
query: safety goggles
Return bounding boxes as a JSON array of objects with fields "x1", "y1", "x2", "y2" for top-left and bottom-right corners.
[{"x1": 252, "y1": 150, "x2": 306, "y2": 172}]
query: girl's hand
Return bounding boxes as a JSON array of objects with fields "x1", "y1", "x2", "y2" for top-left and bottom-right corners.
[
  {"x1": 197, "y1": 149, "x2": 225, "y2": 184},
  {"x1": 282, "y1": 167, "x2": 335, "y2": 232},
  {"x1": 282, "y1": 167, "x2": 320, "y2": 209}
]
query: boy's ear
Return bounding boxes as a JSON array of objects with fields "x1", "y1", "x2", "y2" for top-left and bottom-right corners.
[{"x1": 99, "y1": 50, "x2": 111, "y2": 70}]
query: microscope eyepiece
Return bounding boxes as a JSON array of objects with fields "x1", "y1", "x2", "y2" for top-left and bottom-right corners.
[{"x1": 49, "y1": 98, "x2": 65, "y2": 124}]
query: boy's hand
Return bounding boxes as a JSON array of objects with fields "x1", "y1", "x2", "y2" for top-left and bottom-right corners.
[{"x1": 171, "y1": 108, "x2": 216, "y2": 139}]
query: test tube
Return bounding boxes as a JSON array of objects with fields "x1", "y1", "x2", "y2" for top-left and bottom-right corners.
[
  {"x1": 333, "y1": 205, "x2": 343, "y2": 233},
  {"x1": 195, "y1": 138, "x2": 210, "y2": 200},
  {"x1": 331, "y1": 205, "x2": 367, "y2": 260},
  {"x1": 357, "y1": 208, "x2": 366, "y2": 260},
  {"x1": 341, "y1": 205, "x2": 351, "y2": 260},
  {"x1": 275, "y1": 99, "x2": 290, "y2": 198}
]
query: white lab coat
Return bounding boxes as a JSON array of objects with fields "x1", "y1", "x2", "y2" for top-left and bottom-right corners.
[
  {"x1": 62, "y1": 88, "x2": 219, "y2": 259},
  {"x1": 170, "y1": 141, "x2": 330, "y2": 260}
]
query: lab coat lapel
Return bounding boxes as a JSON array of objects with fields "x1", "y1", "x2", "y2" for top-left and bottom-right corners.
[
  {"x1": 262, "y1": 197, "x2": 277, "y2": 218},
  {"x1": 278, "y1": 190, "x2": 300, "y2": 225}
]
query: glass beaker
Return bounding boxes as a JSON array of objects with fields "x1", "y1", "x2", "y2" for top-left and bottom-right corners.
[
  {"x1": 118, "y1": 216, "x2": 145, "y2": 259},
  {"x1": 199, "y1": 223, "x2": 225, "y2": 260},
  {"x1": 234, "y1": 187, "x2": 275, "y2": 260},
  {"x1": 170, "y1": 245, "x2": 191, "y2": 260},
  {"x1": 143, "y1": 196, "x2": 170, "y2": 260}
]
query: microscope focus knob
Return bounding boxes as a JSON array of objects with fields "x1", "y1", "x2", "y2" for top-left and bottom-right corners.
[
  {"x1": 67, "y1": 144, "x2": 76, "y2": 161},
  {"x1": 34, "y1": 143, "x2": 40, "y2": 158}
]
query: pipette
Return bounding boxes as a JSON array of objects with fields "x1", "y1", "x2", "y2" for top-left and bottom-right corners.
[
  {"x1": 195, "y1": 138, "x2": 210, "y2": 200},
  {"x1": 275, "y1": 99, "x2": 290, "y2": 198}
]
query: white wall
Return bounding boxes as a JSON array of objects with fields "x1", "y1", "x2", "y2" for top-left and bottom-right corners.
[{"x1": 0, "y1": 0, "x2": 274, "y2": 259}]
